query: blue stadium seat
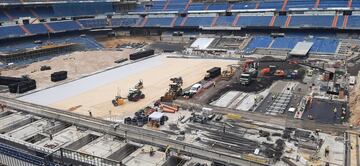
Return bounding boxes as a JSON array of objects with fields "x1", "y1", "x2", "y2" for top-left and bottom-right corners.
[
  {"x1": 289, "y1": 16, "x2": 333, "y2": 27},
  {"x1": 207, "y1": 3, "x2": 229, "y2": 10},
  {"x1": 52, "y1": 3, "x2": 113, "y2": 17},
  {"x1": 231, "y1": 2, "x2": 256, "y2": 9},
  {"x1": 165, "y1": 0, "x2": 187, "y2": 12},
  {"x1": 0, "y1": 11, "x2": 9, "y2": 21},
  {"x1": 79, "y1": 19, "x2": 108, "y2": 28},
  {"x1": 187, "y1": 3, "x2": 206, "y2": 11},
  {"x1": 23, "y1": 24, "x2": 48, "y2": 34},
  {"x1": 236, "y1": 16, "x2": 272, "y2": 27},
  {"x1": 6, "y1": 8, "x2": 33, "y2": 19},
  {"x1": 273, "y1": 16, "x2": 287, "y2": 27},
  {"x1": 271, "y1": 37, "x2": 304, "y2": 49},
  {"x1": 346, "y1": 16, "x2": 360, "y2": 28},
  {"x1": 215, "y1": 16, "x2": 235, "y2": 27},
  {"x1": 0, "y1": 26, "x2": 25, "y2": 39},
  {"x1": 310, "y1": 38, "x2": 338, "y2": 53},
  {"x1": 145, "y1": 17, "x2": 174, "y2": 27},
  {"x1": 173, "y1": 17, "x2": 184, "y2": 26},
  {"x1": 258, "y1": 1, "x2": 282, "y2": 9},
  {"x1": 244, "y1": 36, "x2": 273, "y2": 52},
  {"x1": 111, "y1": 18, "x2": 138, "y2": 27},
  {"x1": 336, "y1": 16, "x2": 344, "y2": 28},
  {"x1": 33, "y1": 7, "x2": 55, "y2": 18},
  {"x1": 286, "y1": 0, "x2": 316, "y2": 9},
  {"x1": 148, "y1": 1, "x2": 166, "y2": 12},
  {"x1": 47, "y1": 21, "x2": 82, "y2": 32},
  {"x1": 184, "y1": 17, "x2": 213, "y2": 27},
  {"x1": 319, "y1": 0, "x2": 348, "y2": 8}
]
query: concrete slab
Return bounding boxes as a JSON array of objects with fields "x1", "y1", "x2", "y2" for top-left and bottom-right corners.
[{"x1": 210, "y1": 91, "x2": 241, "y2": 108}]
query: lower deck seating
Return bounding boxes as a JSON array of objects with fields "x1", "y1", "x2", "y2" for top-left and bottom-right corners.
[
  {"x1": 244, "y1": 36, "x2": 273, "y2": 52},
  {"x1": 271, "y1": 37, "x2": 304, "y2": 49},
  {"x1": 289, "y1": 16, "x2": 333, "y2": 27},
  {"x1": 183, "y1": 17, "x2": 214, "y2": 27},
  {"x1": 215, "y1": 16, "x2": 235, "y2": 27},
  {"x1": 145, "y1": 17, "x2": 174, "y2": 27},
  {"x1": 23, "y1": 24, "x2": 48, "y2": 34},
  {"x1": 111, "y1": 18, "x2": 138, "y2": 27},
  {"x1": 79, "y1": 19, "x2": 108, "y2": 28},
  {"x1": 0, "y1": 26, "x2": 25, "y2": 39},
  {"x1": 47, "y1": 21, "x2": 82, "y2": 32},
  {"x1": 236, "y1": 16, "x2": 272, "y2": 27}
]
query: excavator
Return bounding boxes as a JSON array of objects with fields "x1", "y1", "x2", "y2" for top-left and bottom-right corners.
[
  {"x1": 134, "y1": 79, "x2": 144, "y2": 90},
  {"x1": 128, "y1": 88, "x2": 145, "y2": 102}
]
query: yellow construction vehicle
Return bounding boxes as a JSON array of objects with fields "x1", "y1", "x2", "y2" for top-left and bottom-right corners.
[
  {"x1": 112, "y1": 89, "x2": 125, "y2": 106},
  {"x1": 221, "y1": 65, "x2": 237, "y2": 80},
  {"x1": 161, "y1": 77, "x2": 183, "y2": 102}
]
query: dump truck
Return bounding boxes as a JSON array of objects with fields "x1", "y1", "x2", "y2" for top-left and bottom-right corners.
[
  {"x1": 204, "y1": 67, "x2": 221, "y2": 80},
  {"x1": 128, "y1": 89, "x2": 145, "y2": 102}
]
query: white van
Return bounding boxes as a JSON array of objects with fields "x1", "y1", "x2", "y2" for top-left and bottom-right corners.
[{"x1": 349, "y1": 76, "x2": 356, "y2": 85}]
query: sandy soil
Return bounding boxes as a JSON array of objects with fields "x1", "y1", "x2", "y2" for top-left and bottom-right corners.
[
  {"x1": 349, "y1": 74, "x2": 360, "y2": 126},
  {"x1": 98, "y1": 36, "x2": 160, "y2": 48},
  {"x1": 1, "y1": 50, "x2": 135, "y2": 90},
  {"x1": 50, "y1": 56, "x2": 236, "y2": 119}
]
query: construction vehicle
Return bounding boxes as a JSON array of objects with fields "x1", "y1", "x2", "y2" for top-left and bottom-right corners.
[
  {"x1": 128, "y1": 88, "x2": 145, "y2": 102},
  {"x1": 161, "y1": 77, "x2": 183, "y2": 102},
  {"x1": 274, "y1": 70, "x2": 286, "y2": 77},
  {"x1": 112, "y1": 96, "x2": 125, "y2": 106},
  {"x1": 240, "y1": 73, "x2": 252, "y2": 85},
  {"x1": 134, "y1": 79, "x2": 143, "y2": 90},
  {"x1": 221, "y1": 65, "x2": 237, "y2": 80},
  {"x1": 204, "y1": 67, "x2": 221, "y2": 80},
  {"x1": 112, "y1": 89, "x2": 125, "y2": 106}
]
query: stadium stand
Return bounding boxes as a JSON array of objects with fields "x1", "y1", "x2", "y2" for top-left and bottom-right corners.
[
  {"x1": 258, "y1": 1, "x2": 282, "y2": 9},
  {"x1": 285, "y1": 0, "x2": 316, "y2": 9},
  {"x1": 111, "y1": 18, "x2": 139, "y2": 27},
  {"x1": 165, "y1": 0, "x2": 187, "y2": 12},
  {"x1": 244, "y1": 36, "x2": 273, "y2": 52},
  {"x1": 236, "y1": 16, "x2": 272, "y2": 27},
  {"x1": 78, "y1": 19, "x2": 108, "y2": 28},
  {"x1": 346, "y1": 16, "x2": 360, "y2": 28},
  {"x1": 0, "y1": 26, "x2": 25, "y2": 39},
  {"x1": 183, "y1": 16, "x2": 214, "y2": 27},
  {"x1": 289, "y1": 16, "x2": 333, "y2": 27},
  {"x1": 187, "y1": 3, "x2": 206, "y2": 11},
  {"x1": 145, "y1": 17, "x2": 174, "y2": 27},
  {"x1": 271, "y1": 37, "x2": 304, "y2": 49},
  {"x1": 319, "y1": 0, "x2": 348, "y2": 8},
  {"x1": 23, "y1": 24, "x2": 49, "y2": 35},
  {"x1": 231, "y1": 2, "x2": 257, "y2": 9},
  {"x1": 215, "y1": 15, "x2": 235, "y2": 27},
  {"x1": 309, "y1": 38, "x2": 338, "y2": 53},
  {"x1": 273, "y1": 16, "x2": 287, "y2": 27},
  {"x1": 47, "y1": 21, "x2": 82, "y2": 32},
  {"x1": 207, "y1": 3, "x2": 229, "y2": 10},
  {"x1": 245, "y1": 35, "x2": 339, "y2": 54}
]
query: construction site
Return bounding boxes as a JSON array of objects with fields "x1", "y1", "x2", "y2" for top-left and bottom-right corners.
[{"x1": 1, "y1": 0, "x2": 360, "y2": 166}]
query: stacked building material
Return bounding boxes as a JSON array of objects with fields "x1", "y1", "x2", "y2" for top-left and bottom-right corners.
[
  {"x1": 129, "y1": 49, "x2": 154, "y2": 60},
  {"x1": 8, "y1": 79, "x2": 36, "y2": 93},
  {"x1": 0, "y1": 76, "x2": 37, "y2": 93},
  {"x1": 51, "y1": 71, "x2": 68, "y2": 82}
]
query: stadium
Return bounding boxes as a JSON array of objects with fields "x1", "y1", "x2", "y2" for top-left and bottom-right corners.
[{"x1": 0, "y1": 0, "x2": 359, "y2": 165}]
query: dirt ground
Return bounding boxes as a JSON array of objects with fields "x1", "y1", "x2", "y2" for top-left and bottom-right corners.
[
  {"x1": 349, "y1": 74, "x2": 360, "y2": 125},
  {"x1": 49, "y1": 56, "x2": 236, "y2": 119},
  {"x1": 97, "y1": 36, "x2": 160, "y2": 48},
  {"x1": 1, "y1": 50, "x2": 134, "y2": 90}
]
